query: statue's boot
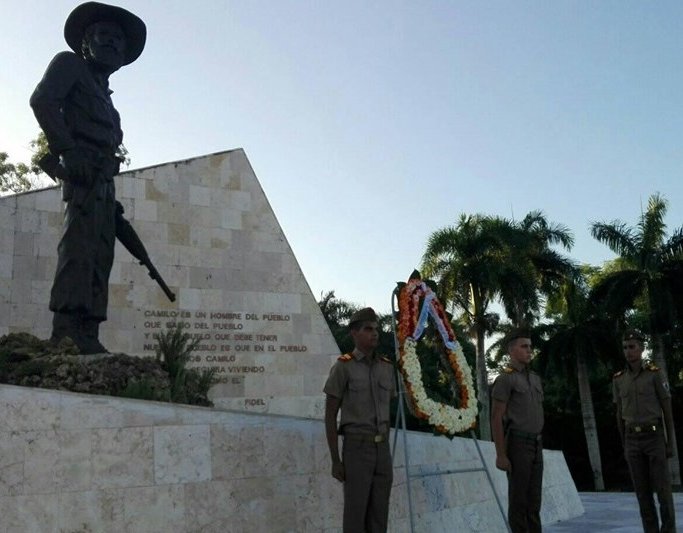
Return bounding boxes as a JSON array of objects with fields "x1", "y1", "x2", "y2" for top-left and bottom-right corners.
[
  {"x1": 80, "y1": 318, "x2": 109, "y2": 354},
  {"x1": 50, "y1": 312, "x2": 83, "y2": 348}
]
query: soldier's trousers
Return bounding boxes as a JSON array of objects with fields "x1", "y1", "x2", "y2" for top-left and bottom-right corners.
[
  {"x1": 342, "y1": 437, "x2": 392, "y2": 533},
  {"x1": 50, "y1": 173, "x2": 116, "y2": 321},
  {"x1": 507, "y1": 433, "x2": 543, "y2": 533},
  {"x1": 625, "y1": 429, "x2": 676, "y2": 533}
]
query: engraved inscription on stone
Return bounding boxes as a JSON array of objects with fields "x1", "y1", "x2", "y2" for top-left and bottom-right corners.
[{"x1": 140, "y1": 308, "x2": 309, "y2": 407}]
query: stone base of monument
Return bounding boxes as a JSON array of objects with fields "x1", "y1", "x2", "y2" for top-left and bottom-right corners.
[{"x1": 0, "y1": 384, "x2": 583, "y2": 532}]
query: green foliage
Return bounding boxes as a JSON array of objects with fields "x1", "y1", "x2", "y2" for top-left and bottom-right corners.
[
  {"x1": 154, "y1": 324, "x2": 215, "y2": 406},
  {"x1": 184, "y1": 367, "x2": 219, "y2": 407},
  {"x1": 0, "y1": 152, "x2": 40, "y2": 193},
  {"x1": 318, "y1": 290, "x2": 359, "y2": 353},
  {"x1": 117, "y1": 377, "x2": 169, "y2": 402},
  {"x1": 590, "y1": 193, "x2": 683, "y2": 370},
  {"x1": 2, "y1": 132, "x2": 130, "y2": 194}
]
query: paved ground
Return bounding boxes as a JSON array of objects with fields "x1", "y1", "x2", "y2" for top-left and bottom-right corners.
[{"x1": 545, "y1": 492, "x2": 683, "y2": 532}]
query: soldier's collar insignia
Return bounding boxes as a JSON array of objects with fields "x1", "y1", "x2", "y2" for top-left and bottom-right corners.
[
  {"x1": 502, "y1": 366, "x2": 516, "y2": 374},
  {"x1": 379, "y1": 355, "x2": 393, "y2": 364},
  {"x1": 337, "y1": 353, "x2": 353, "y2": 362},
  {"x1": 645, "y1": 361, "x2": 660, "y2": 371},
  {"x1": 613, "y1": 369, "x2": 625, "y2": 378}
]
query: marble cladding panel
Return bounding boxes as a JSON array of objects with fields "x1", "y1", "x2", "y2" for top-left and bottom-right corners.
[
  {"x1": 167, "y1": 222, "x2": 190, "y2": 246},
  {"x1": 15, "y1": 193, "x2": 36, "y2": 211},
  {"x1": 91, "y1": 427, "x2": 154, "y2": 489},
  {"x1": 12, "y1": 231, "x2": 34, "y2": 256},
  {"x1": 0, "y1": 431, "x2": 25, "y2": 497},
  {"x1": 10, "y1": 303, "x2": 47, "y2": 330},
  {"x1": 57, "y1": 489, "x2": 126, "y2": 532},
  {"x1": 11, "y1": 255, "x2": 47, "y2": 281},
  {"x1": 119, "y1": 175, "x2": 147, "y2": 200},
  {"x1": 0, "y1": 204, "x2": 17, "y2": 242},
  {"x1": 33, "y1": 187, "x2": 62, "y2": 212},
  {"x1": 263, "y1": 375, "x2": 304, "y2": 397},
  {"x1": 143, "y1": 179, "x2": 168, "y2": 202},
  {"x1": 33, "y1": 231, "x2": 57, "y2": 258},
  {"x1": 189, "y1": 184, "x2": 213, "y2": 207},
  {"x1": 133, "y1": 199, "x2": 158, "y2": 222},
  {"x1": 0, "y1": 386, "x2": 583, "y2": 531},
  {"x1": 156, "y1": 200, "x2": 190, "y2": 225},
  {"x1": 221, "y1": 207, "x2": 243, "y2": 230},
  {"x1": 154, "y1": 425, "x2": 211, "y2": 485},
  {"x1": 133, "y1": 219, "x2": 169, "y2": 246},
  {"x1": 0, "y1": 493, "x2": 59, "y2": 533},
  {"x1": 189, "y1": 205, "x2": 224, "y2": 228},
  {"x1": 0, "y1": 253, "x2": 13, "y2": 279},
  {"x1": 183, "y1": 479, "x2": 244, "y2": 532},
  {"x1": 188, "y1": 267, "x2": 227, "y2": 290},
  {"x1": 0, "y1": 226, "x2": 15, "y2": 258},
  {"x1": 123, "y1": 485, "x2": 186, "y2": 533},
  {"x1": 218, "y1": 189, "x2": 251, "y2": 212}
]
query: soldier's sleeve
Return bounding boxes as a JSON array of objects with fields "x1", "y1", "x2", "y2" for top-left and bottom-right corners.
[
  {"x1": 491, "y1": 374, "x2": 512, "y2": 403},
  {"x1": 323, "y1": 361, "x2": 347, "y2": 400},
  {"x1": 30, "y1": 51, "x2": 82, "y2": 154},
  {"x1": 653, "y1": 369, "x2": 672, "y2": 401}
]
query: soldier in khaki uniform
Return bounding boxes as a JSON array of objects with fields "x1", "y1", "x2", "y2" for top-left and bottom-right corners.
[
  {"x1": 491, "y1": 331, "x2": 544, "y2": 533},
  {"x1": 613, "y1": 330, "x2": 676, "y2": 533},
  {"x1": 324, "y1": 307, "x2": 396, "y2": 533}
]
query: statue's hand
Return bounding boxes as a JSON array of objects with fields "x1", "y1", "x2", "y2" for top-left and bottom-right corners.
[
  {"x1": 61, "y1": 149, "x2": 93, "y2": 185},
  {"x1": 331, "y1": 460, "x2": 345, "y2": 482},
  {"x1": 666, "y1": 443, "x2": 674, "y2": 458},
  {"x1": 495, "y1": 454, "x2": 512, "y2": 472}
]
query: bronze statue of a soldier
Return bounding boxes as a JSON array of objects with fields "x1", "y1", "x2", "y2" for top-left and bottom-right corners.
[{"x1": 30, "y1": 3, "x2": 170, "y2": 354}]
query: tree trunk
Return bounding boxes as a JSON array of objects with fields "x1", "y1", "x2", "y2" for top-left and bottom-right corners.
[
  {"x1": 576, "y1": 352, "x2": 605, "y2": 490},
  {"x1": 651, "y1": 333, "x2": 681, "y2": 485},
  {"x1": 476, "y1": 325, "x2": 490, "y2": 441}
]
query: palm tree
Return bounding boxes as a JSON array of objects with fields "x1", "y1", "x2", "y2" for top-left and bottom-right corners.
[
  {"x1": 500, "y1": 211, "x2": 576, "y2": 327},
  {"x1": 422, "y1": 215, "x2": 511, "y2": 440},
  {"x1": 422, "y1": 212, "x2": 575, "y2": 440},
  {"x1": 540, "y1": 270, "x2": 621, "y2": 491},
  {"x1": 318, "y1": 290, "x2": 358, "y2": 353},
  {"x1": 590, "y1": 193, "x2": 683, "y2": 483}
]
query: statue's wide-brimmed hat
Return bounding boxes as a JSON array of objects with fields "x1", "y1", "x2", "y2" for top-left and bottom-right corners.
[{"x1": 64, "y1": 2, "x2": 146, "y2": 65}]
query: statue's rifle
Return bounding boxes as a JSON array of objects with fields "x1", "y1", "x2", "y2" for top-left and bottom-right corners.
[{"x1": 37, "y1": 153, "x2": 176, "y2": 302}]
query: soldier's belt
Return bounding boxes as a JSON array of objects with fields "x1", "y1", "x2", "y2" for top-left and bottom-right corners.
[
  {"x1": 627, "y1": 424, "x2": 659, "y2": 434},
  {"x1": 508, "y1": 429, "x2": 542, "y2": 441},
  {"x1": 344, "y1": 433, "x2": 388, "y2": 443}
]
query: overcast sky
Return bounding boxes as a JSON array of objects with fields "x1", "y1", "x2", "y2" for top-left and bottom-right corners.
[{"x1": 2, "y1": 1, "x2": 683, "y2": 313}]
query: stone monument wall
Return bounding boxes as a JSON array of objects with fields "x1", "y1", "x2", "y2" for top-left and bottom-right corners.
[
  {"x1": 0, "y1": 385, "x2": 584, "y2": 532},
  {"x1": 0, "y1": 149, "x2": 339, "y2": 418}
]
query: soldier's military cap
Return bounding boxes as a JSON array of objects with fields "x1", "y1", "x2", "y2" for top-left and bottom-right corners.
[
  {"x1": 348, "y1": 307, "x2": 378, "y2": 328},
  {"x1": 504, "y1": 328, "x2": 531, "y2": 347},
  {"x1": 623, "y1": 329, "x2": 646, "y2": 343}
]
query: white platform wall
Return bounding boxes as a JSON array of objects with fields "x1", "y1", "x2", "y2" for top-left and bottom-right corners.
[{"x1": 0, "y1": 385, "x2": 583, "y2": 533}]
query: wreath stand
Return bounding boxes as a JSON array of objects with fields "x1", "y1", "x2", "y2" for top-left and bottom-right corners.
[{"x1": 389, "y1": 291, "x2": 510, "y2": 533}]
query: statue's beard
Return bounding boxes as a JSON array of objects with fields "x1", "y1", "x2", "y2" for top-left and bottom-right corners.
[{"x1": 86, "y1": 44, "x2": 125, "y2": 72}]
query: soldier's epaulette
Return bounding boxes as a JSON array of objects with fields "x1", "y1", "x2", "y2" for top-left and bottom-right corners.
[
  {"x1": 379, "y1": 355, "x2": 393, "y2": 364},
  {"x1": 645, "y1": 361, "x2": 660, "y2": 372},
  {"x1": 502, "y1": 366, "x2": 516, "y2": 374},
  {"x1": 337, "y1": 353, "x2": 353, "y2": 362},
  {"x1": 613, "y1": 369, "x2": 625, "y2": 379}
]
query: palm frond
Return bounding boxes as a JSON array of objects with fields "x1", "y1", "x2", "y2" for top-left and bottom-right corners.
[
  {"x1": 590, "y1": 222, "x2": 637, "y2": 258},
  {"x1": 639, "y1": 193, "x2": 668, "y2": 253},
  {"x1": 589, "y1": 269, "x2": 644, "y2": 315}
]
